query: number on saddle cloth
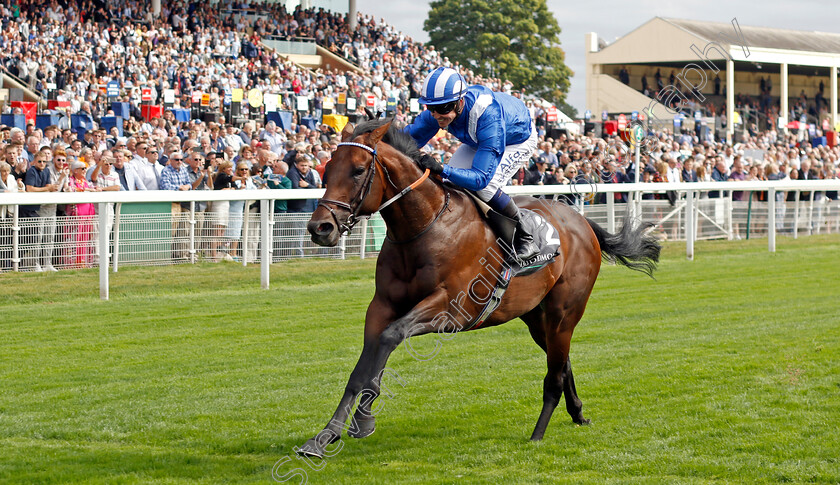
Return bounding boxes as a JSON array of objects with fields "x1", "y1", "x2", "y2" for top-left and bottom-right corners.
[{"x1": 510, "y1": 209, "x2": 561, "y2": 277}]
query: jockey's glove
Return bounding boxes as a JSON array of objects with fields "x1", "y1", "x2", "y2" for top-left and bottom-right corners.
[{"x1": 418, "y1": 153, "x2": 444, "y2": 175}]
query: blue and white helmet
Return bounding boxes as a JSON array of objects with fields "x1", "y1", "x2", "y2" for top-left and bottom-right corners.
[{"x1": 419, "y1": 67, "x2": 468, "y2": 105}]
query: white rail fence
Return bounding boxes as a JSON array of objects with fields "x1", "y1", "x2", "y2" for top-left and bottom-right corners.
[{"x1": 1, "y1": 181, "x2": 839, "y2": 299}]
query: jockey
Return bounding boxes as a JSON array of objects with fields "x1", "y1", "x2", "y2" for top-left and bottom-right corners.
[{"x1": 405, "y1": 67, "x2": 540, "y2": 262}]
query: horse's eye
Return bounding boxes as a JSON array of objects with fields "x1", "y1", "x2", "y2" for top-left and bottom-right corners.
[{"x1": 353, "y1": 166, "x2": 366, "y2": 177}]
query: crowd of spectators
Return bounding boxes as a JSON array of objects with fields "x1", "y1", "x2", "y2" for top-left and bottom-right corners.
[
  {"x1": 620, "y1": 65, "x2": 834, "y2": 134},
  {"x1": 0, "y1": 0, "x2": 526, "y2": 123},
  {"x1": 1, "y1": 0, "x2": 840, "y2": 272},
  {"x1": 426, "y1": 123, "x2": 839, "y2": 201}
]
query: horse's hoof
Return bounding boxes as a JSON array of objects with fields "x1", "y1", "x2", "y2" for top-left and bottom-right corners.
[
  {"x1": 296, "y1": 438, "x2": 326, "y2": 459},
  {"x1": 574, "y1": 416, "x2": 591, "y2": 426},
  {"x1": 348, "y1": 416, "x2": 376, "y2": 439}
]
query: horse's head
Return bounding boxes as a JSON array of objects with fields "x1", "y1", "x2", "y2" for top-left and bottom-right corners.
[{"x1": 307, "y1": 120, "x2": 392, "y2": 246}]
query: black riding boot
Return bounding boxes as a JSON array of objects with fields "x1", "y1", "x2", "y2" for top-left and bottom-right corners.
[{"x1": 489, "y1": 198, "x2": 540, "y2": 263}]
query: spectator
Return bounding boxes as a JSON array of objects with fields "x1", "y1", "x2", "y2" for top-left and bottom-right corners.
[
  {"x1": 261, "y1": 121, "x2": 286, "y2": 155},
  {"x1": 160, "y1": 151, "x2": 192, "y2": 192},
  {"x1": 21, "y1": 151, "x2": 58, "y2": 271},
  {"x1": 728, "y1": 156, "x2": 747, "y2": 201},
  {"x1": 224, "y1": 126, "x2": 245, "y2": 153},
  {"x1": 160, "y1": 151, "x2": 193, "y2": 260},
  {"x1": 226, "y1": 162, "x2": 256, "y2": 260},
  {"x1": 91, "y1": 155, "x2": 121, "y2": 192},
  {"x1": 237, "y1": 145, "x2": 256, "y2": 168},
  {"x1": 210, "y1": 160, "x2": 235, "y2": 261},
  {"x1": 601, "y1": 161, "x2": 627, "y2": 203},
  {"x1": 681, "y1": 157, "x2": 698, "y2": 183},
  {"x1": 287, "y1": 153, "x2": 320, "y2": 211},
  {"x1": 524, "y1": 159, "x2": 550, "y2": 186},
  {"x1": 555, "y1": 165, "x2": 579, "y2": 205},
  {"x1": 24, "y1": 136, "x2": 39, "y2": 164},
  {"x1": 314, "y1": 150, "x2": 331, "y2": 182},
  {"x1": 0, "y1": 162, "x2": 20, "y2": 270},
  {"x1": 185, "y1": 152, "x2": 213, "y2": 256},
  {"x1": 287, "y1": 153, "x2": 320, "y2": 257},
  {"x1": 696, "y1": 157, "x2": 711, "y2": 181},
  {"x1": 131, "y1": 143, "x2": 162, "y2": 190},
  {"x1": 65, "y1": 160, "x2": 101, "y2": 268},
  {"x1": 267, "y1": 160, "x2": 292, "y2": 212},
  {"x1": 536, "y1": 141, "x2": 559, "y2": 168},
  {"x1": 239, "y1": 122, "x2": 255, "y2": 147},
  {"x1": 37, "y1": 149, "x2": 71, "y2": 271},
  {"x1": 766, "y1": 163, "x2": 786, "y2": 231},
  {"x1": 112, "y1": 149, "x2": 146, "y2": 191},
  {"x1": 709, "y1": 158, "x2": 728, "y2": 198},
  {"x1": 0, "y1": 161, "x2": 21, "y2": 214}
]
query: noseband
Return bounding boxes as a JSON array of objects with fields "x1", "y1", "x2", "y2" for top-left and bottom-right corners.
[{"x1": 318, "y1": 141, "x2": 432, "y2": 236}]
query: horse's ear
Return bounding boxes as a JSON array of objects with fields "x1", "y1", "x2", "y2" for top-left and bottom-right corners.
[
  {"x1": 366, "y1": 120, "x2": 392, "y2": 148},
  {"x1": 341, "y1": 122, "x2": 355, "y2": 142}
]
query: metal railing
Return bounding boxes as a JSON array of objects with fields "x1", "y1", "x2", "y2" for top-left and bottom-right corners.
[
  {"x1": 263, "y1": 37, "x2": 318, "y2": 56},
  {"x1": 1, "y1": 181, "x2": 839, "y2": 298}
]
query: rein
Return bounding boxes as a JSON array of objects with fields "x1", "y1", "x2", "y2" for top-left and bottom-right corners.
[{"x1": 318, "y1": 141, "x2": 433, "y2": 239}]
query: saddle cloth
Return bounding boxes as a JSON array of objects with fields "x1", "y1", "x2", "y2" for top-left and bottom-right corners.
[
  {"x1": 462, "y1": 206, "x2": 562, "y2": 332},
  {"x1": 507, "y1": 208, "x2": 562, "y2": 277}
]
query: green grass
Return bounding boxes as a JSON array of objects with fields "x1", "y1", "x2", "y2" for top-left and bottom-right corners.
[{"x1": 1, "y1": 236, "x2": 839, "y2": 484}]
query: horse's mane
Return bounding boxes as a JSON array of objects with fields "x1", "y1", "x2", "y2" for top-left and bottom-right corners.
[{"x1": 352, "y1": 119, "x2": 422, "y2": 163}]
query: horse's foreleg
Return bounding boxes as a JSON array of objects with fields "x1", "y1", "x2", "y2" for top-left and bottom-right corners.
[
  {"x1": 297, "y1": 344, "x2": 377, "y2": 458},
  {"x1": 347, "y1": 292, "x2": 448, "y2": 439},
  {"x1": 297, "y1": 298, "x2": 394, "y2": 458}
]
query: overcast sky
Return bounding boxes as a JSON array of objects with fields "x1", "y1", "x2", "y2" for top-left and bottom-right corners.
[{"x1": 355, "y1": 0, "x2": 838, "y2": 114}]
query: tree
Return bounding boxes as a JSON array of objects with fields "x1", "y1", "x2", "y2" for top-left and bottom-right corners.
[{"x1": 424, "y1": 0, "x2": 573, "y2": 107}]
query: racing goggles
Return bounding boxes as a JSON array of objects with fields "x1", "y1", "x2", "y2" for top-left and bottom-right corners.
[{"x1": 428, "y1": 100, "x2": 459, "y2": 115}]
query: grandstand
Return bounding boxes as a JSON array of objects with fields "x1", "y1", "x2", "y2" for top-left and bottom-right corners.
[
  {"x1": 0, "y1": 0, "x2": 521, "y2": 127},
  {"x1": 586, "y1": 18, "x2": 840, "y2": 142}
]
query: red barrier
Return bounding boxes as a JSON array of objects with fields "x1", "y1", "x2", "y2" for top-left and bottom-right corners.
[
  {"x1": 10, "y1": 101, "x2": 37, "y2": 125},
  {"x1": 826, "y1": 131, "x2": 837, "y2": 148},
  {"x1": 141, "y1": 105, "x2": 162, "y2": 121},
  {"x1": 47, "y1": 100, "x2": 71, "y2": 111}
]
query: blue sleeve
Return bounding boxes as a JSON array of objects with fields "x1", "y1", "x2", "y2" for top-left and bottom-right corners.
[
  {"x1": 441, "y1": 149, "x2": 499, "y2": 191},
  {"x1": 404, "y1": 110, "x2": 441, "y2": 149},
  {"x1": 440, "y1": 103, "x2": 505, "y2": 191}
]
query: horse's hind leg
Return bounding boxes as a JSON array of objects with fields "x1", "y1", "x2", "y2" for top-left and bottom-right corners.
[
  {"x1": 527, "y1": 303, "x2": 589, "y2": 441},
  {"x1": 522, "y1": 307, "x2": 563, "y2": 441},
  {"x1": 562, "y1": 358, "x2": 589, "y2": 425}
]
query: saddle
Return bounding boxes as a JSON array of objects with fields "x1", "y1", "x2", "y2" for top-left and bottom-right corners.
[
  {"x1": 454, "y1": 188, "x2": 562, "y2": 331},
  {"x1": 458, "y1": 188, "x2": 561, "y2": 277}
]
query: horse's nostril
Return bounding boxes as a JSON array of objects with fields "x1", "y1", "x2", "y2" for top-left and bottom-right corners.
[{"x1": 318, "y1": 223, "x2": 334, "y2": 235}]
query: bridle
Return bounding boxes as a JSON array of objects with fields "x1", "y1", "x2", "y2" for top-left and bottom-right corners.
[{"x1": 317, "y1": 141, "x2": 431, "y2": 236}]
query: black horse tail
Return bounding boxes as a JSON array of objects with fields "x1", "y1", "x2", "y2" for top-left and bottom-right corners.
[{"x1": 586, "y1": 215, "x2": 661, "y2": 278}]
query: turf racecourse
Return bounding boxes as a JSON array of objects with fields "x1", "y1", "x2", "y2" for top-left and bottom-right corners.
[{"x1": 1, "y1": 236, "x2": 839, "y2": 484}]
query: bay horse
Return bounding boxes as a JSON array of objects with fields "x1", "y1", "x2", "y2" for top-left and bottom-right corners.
[{"x1": 301, "y1": 119, "x2": 660, "y2": 457}]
